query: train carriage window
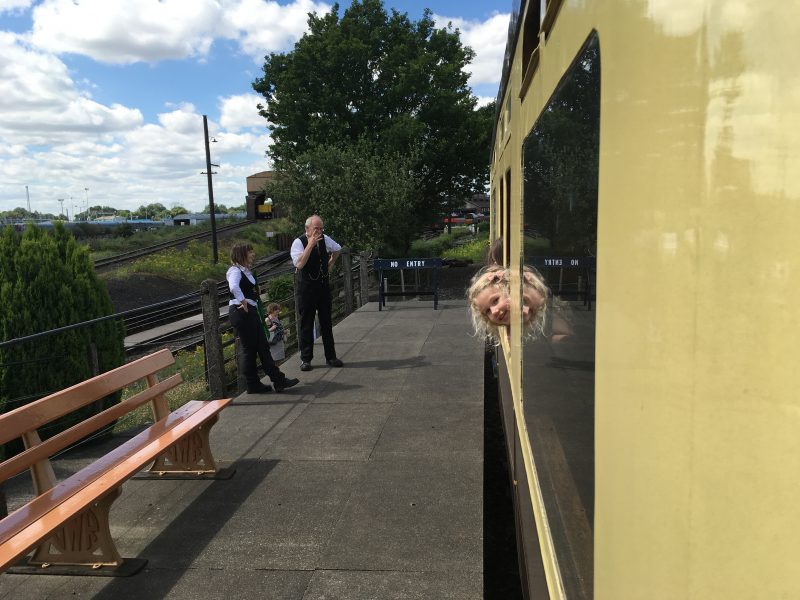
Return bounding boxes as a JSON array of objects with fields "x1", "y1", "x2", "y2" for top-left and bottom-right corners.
[
  {"x1": 520, "y1": 1, "x2": 542, "y2": 98},
  {"x1": 505, "y1": 170, "x2": 512, "y2": 263},
  {"x1": 521, "y1": 32, "x2": 599, "y2": 599}
]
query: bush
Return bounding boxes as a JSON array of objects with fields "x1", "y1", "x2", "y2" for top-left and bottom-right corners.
[
  {"x1": 442, "y1": 237, "x2": 490, "y2": 263},
  {"x1": 0, "y1": 223, "x2": 125, "y2": 444},
  {"x1": 115, "y1": 223, "x2": 135, "y2": 238},
  {"x1": 265, "y1": 274, "x2": 294, "y2": 304},
  {"x1": 408, "y1": 229, "x2": 472, "y2": 258}
]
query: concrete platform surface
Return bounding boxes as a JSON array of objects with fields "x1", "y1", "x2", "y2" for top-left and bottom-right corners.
[{"x1": 1, "y1": 299, "x2": 484, "y2": 600}]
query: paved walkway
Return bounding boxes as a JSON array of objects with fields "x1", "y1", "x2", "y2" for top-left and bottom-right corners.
[{"x1": 1, "y1": 299, "x2": 484, "y2": 600}]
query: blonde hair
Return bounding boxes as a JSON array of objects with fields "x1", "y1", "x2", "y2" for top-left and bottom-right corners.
[
  {"x1": 522, "y1": 266, "x2": 548, "y2": 340},
  {"x1": 266, "y1": 302, "x2": 281, "y2": 315},
  {"x1": 467, "y1": 265, "x2": 509, "y2": 344},
  {"x1": 466, "y1": 265, "x2": 550, "y2": 343}
]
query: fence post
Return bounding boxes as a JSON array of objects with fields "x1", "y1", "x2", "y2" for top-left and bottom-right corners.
[
  {"x1": 359, "y1": 251, "x2": 370, "y2": 307},
  {"x1": 87, "y1": 343, "x2": 99, "y2": 376},
  {"x1": 201, "y1": 279, "x2": 226, "y2": 399},
  {"x1": 341, "y1": 248, "x2": 354, "y2": 315},
  {"x1": 87, "y1": 342, "x2": 104, "y2": 414}
]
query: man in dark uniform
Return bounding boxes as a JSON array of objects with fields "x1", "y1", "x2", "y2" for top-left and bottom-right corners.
[{"x1": 290, "y1": 215, "x2": 344, "y2": 371}]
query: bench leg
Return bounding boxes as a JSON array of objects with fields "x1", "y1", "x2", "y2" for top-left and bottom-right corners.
[
  {"x1": 148, "y1": 414, "x2": 220, "y2": 475},
  {"x1": 29, "y1": 488, "x2": 123, "y2": 568}
]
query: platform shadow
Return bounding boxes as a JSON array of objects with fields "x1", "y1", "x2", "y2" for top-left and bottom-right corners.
[{"x1": 92, "y1": 457, "x2": 275, "y2": 600}]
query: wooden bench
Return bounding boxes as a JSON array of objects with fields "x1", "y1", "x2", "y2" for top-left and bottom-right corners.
[{"x1": 0, "y1": 348, "x2": 231, "y2": 576}]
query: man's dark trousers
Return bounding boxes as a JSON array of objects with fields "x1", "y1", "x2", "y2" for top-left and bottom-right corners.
[{"x1": 297, "y1": 278, "x2": 336, "y2": 363}]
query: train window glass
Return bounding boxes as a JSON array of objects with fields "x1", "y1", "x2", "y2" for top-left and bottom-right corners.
[
  {"x1": 505, "y1": 170, "x2": 512, "y2": 263},
  {"x1": 505, "y1": 95, "x2": 512, "y2": 141},
  {"x1": 521, "y1": 2, "x2": 542, "y2": 94},
  {"x1": 541, "y1": 0, "x2": 564, "y2": 37},
  {"x1": 497, "y1": 110, "x2": 504, "y2": 143},
  {"x1": 491, "y1": 185, "x2": 498, "y2": 238},
  {"x1": 521, "y1": 32, "x2": 599, "y2": 599},
  {"x1": 498, "y1": 175, "x2": 505, "y2": 260}
]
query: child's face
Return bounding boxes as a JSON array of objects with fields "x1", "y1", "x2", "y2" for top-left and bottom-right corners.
[
  {"x1": 522, "y1": 285, "x2": 546, "y2": 323},
  {"x1": 474, "y1": 285, "x2": 510, "y2": 325},
  {"x1": 269, "y1": 309, "x2": 279, "y2": 318}
]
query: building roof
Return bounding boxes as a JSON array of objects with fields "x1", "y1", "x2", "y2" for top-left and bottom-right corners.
[{"x1": 246, "y1": 171, "x2": 274, "y2": 193}]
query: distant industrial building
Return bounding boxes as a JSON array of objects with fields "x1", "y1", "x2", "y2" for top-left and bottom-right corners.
[
  {"x1": 245, "y1": 171, "x2": 275, "y2": 220},
  {"x1": 172, "y1": 212, "x2": 244, "y2": 227}
]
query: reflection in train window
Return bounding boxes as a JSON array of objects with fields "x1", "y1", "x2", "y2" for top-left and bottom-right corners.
[{"x1": 521, "y1": 32, "x2": 599, "y2": 599}]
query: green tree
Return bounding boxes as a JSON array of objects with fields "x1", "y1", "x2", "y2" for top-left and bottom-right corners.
[
  {"x1": 133, "y1": 203, "x2": 168, "y2": 219},
  {"x1": 203, "y1": 203, "x2": 228, "y2": 214},
  {"x1": 268, "y1": 137, "x2": 421, "y2": 254},
  {"x1": 253, "y1": 0, "x2": 494, "y2": 232},
  {"x1": 0, "y1": 207, "x2": 58, "y2": 221},
  {"x1": 523, "y1": 38, "x2": 600, "y2": 255},
  {"x1": 0, "y1": 223, "x2": 125, "y2": 441}
]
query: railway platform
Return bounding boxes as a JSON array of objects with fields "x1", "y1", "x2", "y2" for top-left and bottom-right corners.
[{"x1": 1, "y1": 299, "x2": 484, "y2": 599}]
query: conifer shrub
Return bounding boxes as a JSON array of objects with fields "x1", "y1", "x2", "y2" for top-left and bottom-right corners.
[{"x1": 0, "y1": 223, "x2": 125, "y2": 449}]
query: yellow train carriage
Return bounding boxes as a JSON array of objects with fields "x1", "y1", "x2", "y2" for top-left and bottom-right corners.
[{"x1": 490, "y1": 1, "x2": 800, "y2": 598}]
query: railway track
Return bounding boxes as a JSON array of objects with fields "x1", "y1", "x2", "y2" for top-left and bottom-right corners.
[
  {"x1": 94, "y1": 219, "x2": 255, "y2": 270},
  {"x1": 122, "y1": 251, "x2": 292, "y2": 357}
]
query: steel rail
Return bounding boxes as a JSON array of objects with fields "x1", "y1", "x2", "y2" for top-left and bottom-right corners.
[{"x1": 93, "y1": 220, "x2": 255, "y2": 269}]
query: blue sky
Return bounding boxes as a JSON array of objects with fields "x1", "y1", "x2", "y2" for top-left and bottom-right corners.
[{"x1": 0, "y1": 0, "x2": 510, "y2": 217}]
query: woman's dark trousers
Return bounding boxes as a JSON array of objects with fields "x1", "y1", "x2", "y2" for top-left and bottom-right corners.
[{"x1": 229, "y1": 306, "x2": 285, "y2": 388}]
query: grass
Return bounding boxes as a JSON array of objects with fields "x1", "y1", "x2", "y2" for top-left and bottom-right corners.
[
  {"x1": 113, "y1": 334, "x2": 237, "y2": 434},
  {"x1": 409, "y1": 228, "x2": 472, "y2": 258},
  {"x1": 442, "y1": 236, "x2": 491, "y2": 263},
  {"x1": 87, "y1": 222, "x2": 216, "y2": 257},
  {"x1": 102, "y1": 223, "x2": 280, "y2": 287}
]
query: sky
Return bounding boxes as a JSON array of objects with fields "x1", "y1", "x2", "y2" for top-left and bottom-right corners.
[{"x1": 0, "y1": 0, "x2": 510, "y2": 218}]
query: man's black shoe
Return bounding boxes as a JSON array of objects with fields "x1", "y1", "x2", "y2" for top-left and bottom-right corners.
[
  {"x1": 326, "y1": 358, "x2": 344, "y2": 367},
  {"x1": 247, "y1": 382, "x2": 273, "y2": 394},
  {"x1": 275, "y1": 377, "x2": 300, "y2": 392},
  {"x1": 300, "y1": 362, "x2": 313, "y2": 372}
]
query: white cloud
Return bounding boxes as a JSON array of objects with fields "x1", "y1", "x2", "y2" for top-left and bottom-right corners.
[
  {"x1": 433, "y1": 12, "x2": 509, "y2": 88},
  {"x1": 28, "y1": 0, "x2": 330, "y2": 65},
  {"x1": 30, "y1": 0, "x2": 223, "y2": 64},
  {"x1": 0, "y1": 32, "x2": 143, "y2": 143},
  {"x1": 0, "y1": 3, "x2": 505, "y2": 214},
  {"x1": 0, "y1": 0, "x2": 32, "y2": 13},
  {"x1": 219, "y1": 93, "x2": 266, "y2": 131},
  {"x1": 224, "y1": 0, "x2": 332, "y2": 60}
]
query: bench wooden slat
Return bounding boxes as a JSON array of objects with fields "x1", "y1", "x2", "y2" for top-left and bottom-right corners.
[
  {"x1": 0, "y1": 374, "x2": 183, "y2": 486},
  {"x1": 0, "y1": 398, "x2": 230, "y2": 570},
  {"x1": 0, "y1": 349, "x2": 175, "y2": 447}
]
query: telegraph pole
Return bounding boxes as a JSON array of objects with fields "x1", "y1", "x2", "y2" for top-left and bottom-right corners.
[
  {"x1": 25, "y1": 185, "x2": 31, "y2": 213},
  {"x1": 203, "y1": 114, "x2": 219, "y2": 264}
]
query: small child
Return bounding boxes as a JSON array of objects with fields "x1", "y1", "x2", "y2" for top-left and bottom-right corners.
[
  {"x1": 265, "y1": 302, "x2": 286, "y2": 364},
  {"x1": 467, "y1": 265, "x2": 510, "y2": 344},
  {"x1": 467, "y1": 265, "x2": 549, "y2": 344}
]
